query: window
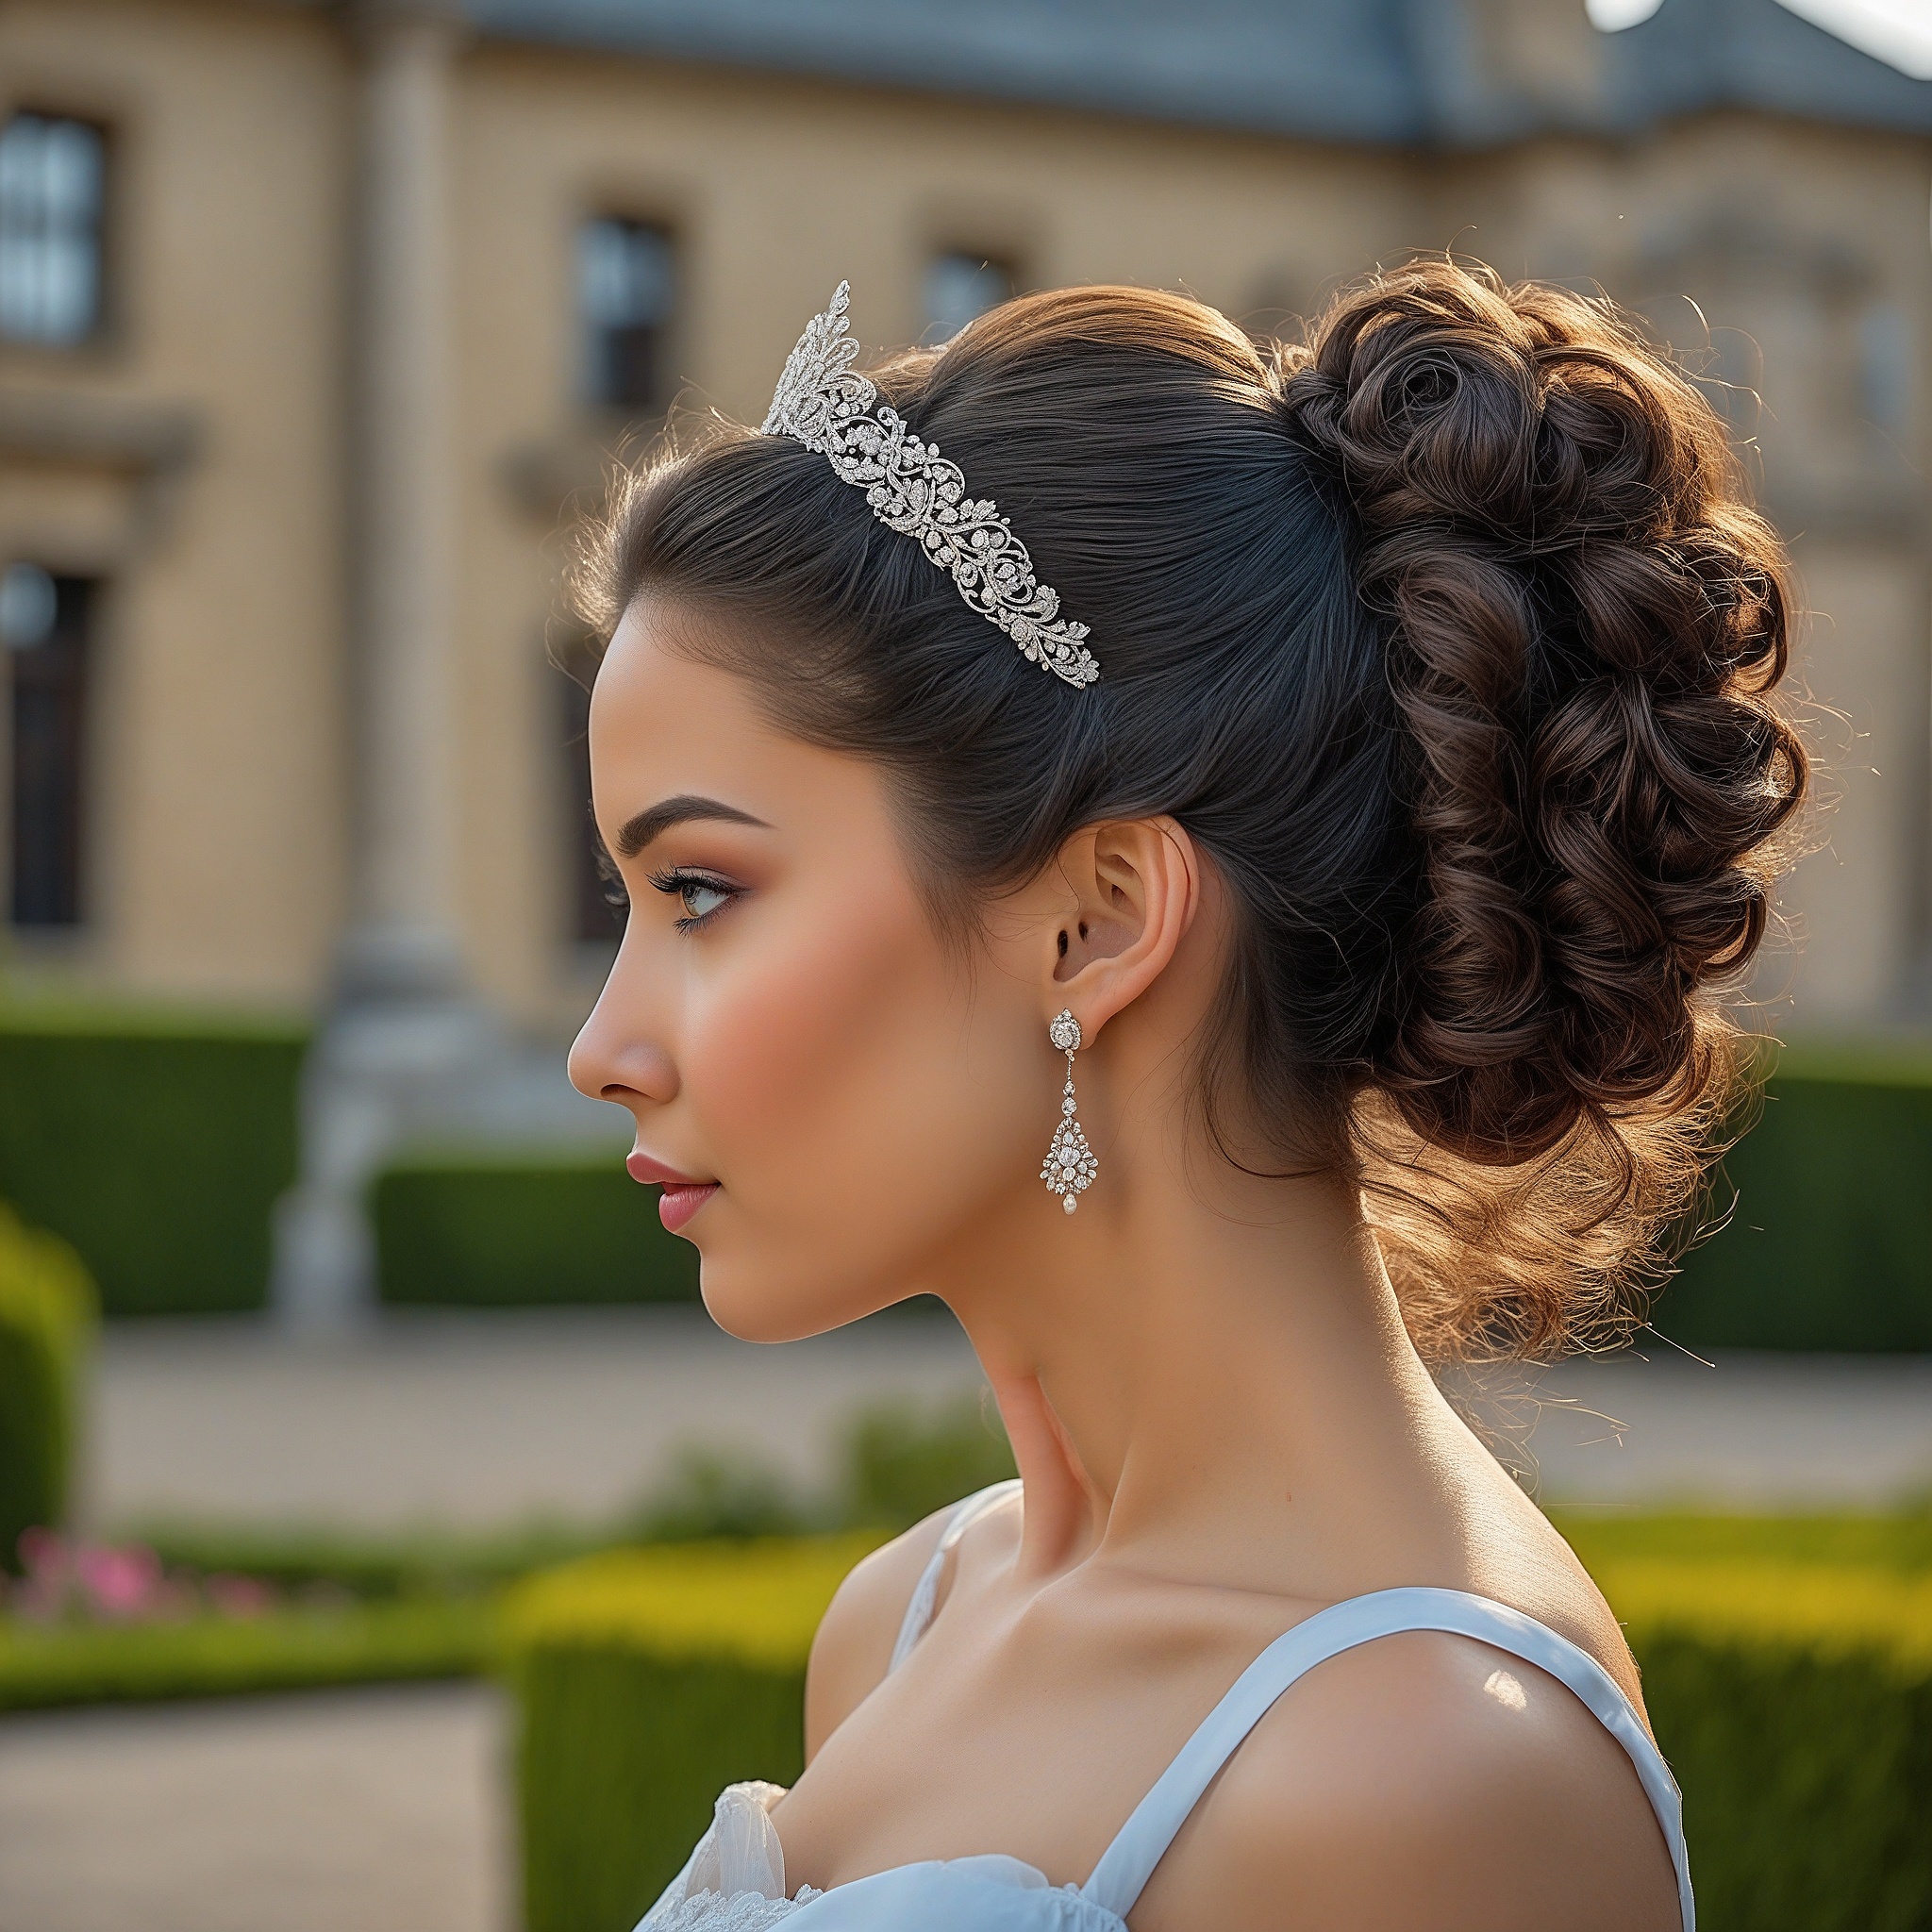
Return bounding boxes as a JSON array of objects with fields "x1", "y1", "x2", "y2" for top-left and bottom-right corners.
[
  {"x1": 924, "y1": 252, "x2": 1015, "y2": 342},
  {"x1": 0, "y1": 113, "x2": 106, "y2": 347},
  {"x1": 578, "y1": 216, "x2": 676, "y2": 413},
  {"x1": 3, "y1": 564, "x2": 93, "y2": 927}
]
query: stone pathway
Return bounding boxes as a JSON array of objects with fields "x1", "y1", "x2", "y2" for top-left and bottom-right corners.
[
  {"x1": 83, "y1": 1306, "x2": 985, "y2": 1532},
  {"x1": 82, "y1": 1308, "x2": 1932, "y2": 1531},
  {"x1": 0, "y1": 1683, "x2": 508, "y2": 1932},
  {"x1": 1462, "y1": 1346, "x2": 1932, "y2": 1508}
]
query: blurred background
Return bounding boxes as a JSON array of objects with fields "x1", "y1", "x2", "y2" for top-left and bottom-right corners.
[{"x1": 1, "y1": 0, "x2": 1930, "y2": 1927}]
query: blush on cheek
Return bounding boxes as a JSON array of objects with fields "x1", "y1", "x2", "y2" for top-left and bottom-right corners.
[{"x1": 684, "y1": 885, "x2": 937, "y2": 1201}]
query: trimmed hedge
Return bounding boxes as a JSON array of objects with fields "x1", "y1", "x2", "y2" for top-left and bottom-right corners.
[
  {"x1": 373, "y1": 1153, "x2": 699, "y2": 1307},
  {"x1": 0, "y1": 1596, "x2": 496, "y2": 1712},
  {"x1": 1607, "y1": 1559, "x2": 1932, "y2": 1930},
  {"x1": 509, "y1": 1523, "x2": 1932, "y2": 1932},
  {"x1": 0, "y1": 1208, "x2": 95, "y2": 1569},
  {"x1": 129, "y1": 1521, "x2": 610, "y2": 1600},
  {"x1": 0, "y1": 1006, "x2": 306, "y2": 1316},
  {"x1": 1555, "y1": 1507, "x2": 1932, "y2": 1575},
  {"x1": 1657, "y1": 1049, "x2": 1932, "y2": 1352},
  {"x1": 508, "y1": 1534, "x2": 886, "y2": 1932}
]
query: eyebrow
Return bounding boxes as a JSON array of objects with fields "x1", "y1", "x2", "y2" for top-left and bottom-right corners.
[{"x1": 614, "y1": 793, "x2": 771, "y2": 859}]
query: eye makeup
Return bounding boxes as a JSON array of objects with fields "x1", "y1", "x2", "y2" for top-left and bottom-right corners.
[{"x1": 647, "y1": 865, "x2": 742, "y2": 934}]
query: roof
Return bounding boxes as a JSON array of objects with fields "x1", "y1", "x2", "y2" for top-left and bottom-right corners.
[{"x1": 464, "y1": 0, "x2": 1932, "y2": 146}]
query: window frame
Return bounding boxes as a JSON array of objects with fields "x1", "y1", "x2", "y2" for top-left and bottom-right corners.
[
  {"x1": 575, "y1": 210, "x2": 681, "y2": 420},
  {"x1": 4, "y1": 563, "x2": 99, "y2": 933},
  {"x1": 0, "y1": 104, "x2": 116, "y2": 358}
]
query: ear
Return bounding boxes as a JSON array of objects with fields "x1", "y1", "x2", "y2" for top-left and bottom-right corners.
[{"x1": 1045, "y1": 817, "x2": 1201, "y2": 1040}]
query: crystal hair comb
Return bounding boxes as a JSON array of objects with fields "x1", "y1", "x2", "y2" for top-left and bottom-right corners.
[{"x1": 761, "y1": 283, "x2": 1100, "y2": 689}]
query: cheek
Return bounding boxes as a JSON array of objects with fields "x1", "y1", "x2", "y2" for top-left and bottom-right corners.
[
  {"x1": 684, "y1": 887, "x2": 919, "y2": 1157},
  {"x1": 677, "y1": 880, "x2": 1039, "y2": 1291}
]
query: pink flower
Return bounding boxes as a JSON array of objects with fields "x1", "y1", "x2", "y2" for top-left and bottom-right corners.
[{"x1": 74, "y1": 1542, "x2": 163, "y2": 1621}]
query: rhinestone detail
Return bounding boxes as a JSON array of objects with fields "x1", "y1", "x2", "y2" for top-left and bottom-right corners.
[
  {"x1": 1041, "y1": 1008, "x2": 1098, "y2": 1212},
  {"x1": 763, "y1": 284, "x2": 1100, "y2": 690}
]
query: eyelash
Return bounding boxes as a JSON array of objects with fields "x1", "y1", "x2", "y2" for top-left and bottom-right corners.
[{"x1": 645, "y1": 866, "x2": 741, "y2": 934}]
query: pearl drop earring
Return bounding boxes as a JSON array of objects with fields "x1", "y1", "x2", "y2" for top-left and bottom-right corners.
[{"x1": 1041, "y1": 1009, "x2": 1099, "y2": 1213}]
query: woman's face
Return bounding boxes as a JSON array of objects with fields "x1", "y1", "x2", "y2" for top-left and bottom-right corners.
[{"x1": 569, "y1": 599, "x2": 1059, "y2": 1341}]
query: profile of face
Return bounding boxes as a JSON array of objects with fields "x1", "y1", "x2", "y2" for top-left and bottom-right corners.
[
  {"x1": 567, "y1": 599, "x2": 1206, "y2": 1344},
  {"x1": 567, "y1": 265, "x2": 1806, "y2": 1378}
]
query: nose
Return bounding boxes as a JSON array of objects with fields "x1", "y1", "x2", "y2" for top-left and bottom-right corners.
[{"x1": 569, "y1": 982, "x2": 679, "y2": 1110}]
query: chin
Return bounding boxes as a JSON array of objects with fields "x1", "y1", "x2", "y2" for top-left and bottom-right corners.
[{"x1": 695, "y1": 1254, "x2": 891, "y2": 1344}]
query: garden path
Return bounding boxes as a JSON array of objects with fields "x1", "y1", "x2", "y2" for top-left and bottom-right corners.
[
  {"x1": 82, "y1": 1305, "x2": 986, "y2": 1532},
  {"x1": 1462, "y1": 1345, "x2": 1932, "y2": 1507},
  {"x1": 0, "y1": 1682, "x2": 508, "y2": 1932},
  {"x1": 81, "y1": 1307, "x2": 1932, "y2": 1531}
]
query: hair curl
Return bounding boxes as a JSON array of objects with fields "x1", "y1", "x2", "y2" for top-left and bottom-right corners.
[{"x1": 575, "y1": 258, "x2": 1807, "y2": 1362}]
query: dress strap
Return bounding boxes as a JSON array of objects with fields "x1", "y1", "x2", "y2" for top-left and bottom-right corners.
[
  {"x1": 886, "y1": 1479, "x2": 1024, "y2": 1675},
  {"x1": 1078, "y1": 1586, "x2": 1693, "y2": 1932}
]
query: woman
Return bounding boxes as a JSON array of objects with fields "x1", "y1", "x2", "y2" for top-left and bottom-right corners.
[{"x1": 568, "y1": 258, "x2": 1804, "y2": 1931}]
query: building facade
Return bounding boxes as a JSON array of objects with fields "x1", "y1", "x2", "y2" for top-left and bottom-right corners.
[{"x1": 1, "y1": 0, "x2": 1928, "y2": 1049}]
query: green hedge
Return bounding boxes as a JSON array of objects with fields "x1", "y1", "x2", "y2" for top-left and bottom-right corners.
[
  {"x1": 0, "y1": 1208, "x2": 95, "y2": 1569},
  {"x1": 508, "y1": 1535, "x2": 885, "y2": 1932},
  {"x1": 1645, "y1": 1635, "x2": 1928, "y2": 1928},
  {"x1": 1657, "y1": 1049, "x2": 1932, "y2": 1352},
  {"x1": 0, "y1": 1007, "x2": 306, "y2": 1316},
  {"x1": 0, "y1": 1596, "x2": 496, "y2": 1713},
  {"x1": 372, "y1": 1153, "x2": 699, "y2": 1306},
  {"x1": 1605, "y1": 1558, "x2": 1932, "y2": 1929},
  {"x1": 1554, "y1": 1507, "x2": 1932, "y2": 1575},
  {"x1": 509, "y1": 1522, "x2": 1932, "y2": 1932},
  {"x1": 128, "y1": 1521, "x2": 610, "y2": 1600}
]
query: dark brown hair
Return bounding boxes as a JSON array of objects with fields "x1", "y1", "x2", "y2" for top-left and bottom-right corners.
[{"x1": 576, "y1": 258, "x2": 1806, "y2": 1362}]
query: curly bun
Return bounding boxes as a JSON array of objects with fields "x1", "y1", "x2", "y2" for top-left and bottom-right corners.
[
  {"x1": 587, "y1": 257, "x2": 1807, "y2": 1361},
  {"x1": 1278, "y1": 265, "x2": 1801, "y2": 1147},
  {"x1": 1273, "y1": 263, "x2": 1805, "y2": 1354}
]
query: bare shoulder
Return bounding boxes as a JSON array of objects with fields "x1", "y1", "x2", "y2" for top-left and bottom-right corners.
[
  {"x1": 1141, "y1": 1627, "x2": 1681, "y2": 1932},
  {"x1": 803, "y1": 1510, "x2": 948, "y2": 1759}
]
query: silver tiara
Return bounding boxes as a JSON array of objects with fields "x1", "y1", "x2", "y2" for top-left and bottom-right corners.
[{"x1": 761, "y1": 282, "x2": 1099, "y2": 690}]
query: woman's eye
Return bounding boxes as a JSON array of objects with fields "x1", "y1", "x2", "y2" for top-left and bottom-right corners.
[
  {"x1": 645, "y1": 866, "x2": 739, "y2": 930},
  {"x1": 678, "y1": 879, "x2": 731, "y2": 923}
]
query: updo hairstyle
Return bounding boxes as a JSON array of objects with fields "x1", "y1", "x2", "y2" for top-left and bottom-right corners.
[{"x1": 576, "y1": 258, "x2": 1807, "y2": 1362}]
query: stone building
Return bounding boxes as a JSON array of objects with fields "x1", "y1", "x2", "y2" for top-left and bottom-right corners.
[{"x1": 1, "y1": 0, "x2": 1928, "y2": 1309}]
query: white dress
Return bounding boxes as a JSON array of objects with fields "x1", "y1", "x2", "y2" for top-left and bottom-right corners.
[{"x1": 641, "y1": 1482, "x2": 1694, "y2": 1931}]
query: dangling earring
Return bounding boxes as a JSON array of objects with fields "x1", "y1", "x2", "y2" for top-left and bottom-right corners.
[{"x1": 1042, "y1": 1008, "x2": 1098, "y2": 1214}]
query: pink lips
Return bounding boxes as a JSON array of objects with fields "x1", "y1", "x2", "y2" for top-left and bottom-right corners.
[{"x1": 625, "y1": 1151, "x2": 720, "y2": 1234}]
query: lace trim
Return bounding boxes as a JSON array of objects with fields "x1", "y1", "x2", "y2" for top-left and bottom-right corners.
[
  {"x1": 638, "y1": 1883, "x2": 824, "y2": 1932},
  {"x1": 638, "y1": 1782, "x2": 822, "y2": 1932}
]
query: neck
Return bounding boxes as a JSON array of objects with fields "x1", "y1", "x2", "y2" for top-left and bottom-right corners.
[{"x1": 935, "y1": 1128, "x2": 1477, "y2": 1605}]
